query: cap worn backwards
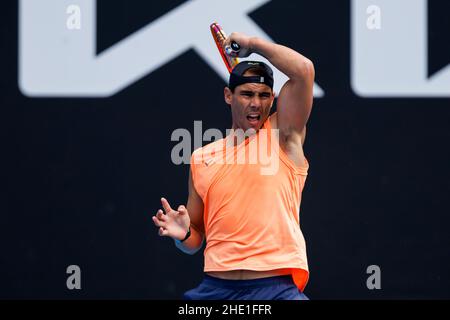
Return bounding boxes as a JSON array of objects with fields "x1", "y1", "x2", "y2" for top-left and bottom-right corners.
[{"x1": 228, "y1": 61, "x2": 274, "y2": 91}]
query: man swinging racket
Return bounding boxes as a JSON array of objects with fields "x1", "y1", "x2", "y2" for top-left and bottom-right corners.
[{"x1": 152, "y1": 26, "x2": 315, "y2": 300}]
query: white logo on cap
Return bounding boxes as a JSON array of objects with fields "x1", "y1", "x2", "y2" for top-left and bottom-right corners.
[{"x1": 260, "y1": 77, "x2": 264, "y2": 83}]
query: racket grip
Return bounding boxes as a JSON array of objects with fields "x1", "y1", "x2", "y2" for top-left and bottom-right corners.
[
  {"x1": 231, "y1": 42, "x2": 241, "y2": 51},
  {"x1": 225, "y1": 41, "x2": 241, "y2": 55}
]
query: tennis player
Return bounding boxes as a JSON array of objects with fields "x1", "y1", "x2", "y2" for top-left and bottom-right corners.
[{"x1": 152, "y1": 32, "x2": 314, "y2": 300}]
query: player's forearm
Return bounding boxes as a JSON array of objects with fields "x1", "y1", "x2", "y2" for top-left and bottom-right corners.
[
  {"x1": 249, "y1": 37, "x2": 314, "y2": 81},
  {"x1": 174, "y1": 225, "x2": 204, "y2": 255}
]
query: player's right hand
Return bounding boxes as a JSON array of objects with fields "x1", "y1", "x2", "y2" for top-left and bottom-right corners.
[
  {"x1": 152, "y1": 197, "x2": 191, "y2": 241},
  {"x1": 224, "y1": 32, "x2": 253, "y2": 58}
]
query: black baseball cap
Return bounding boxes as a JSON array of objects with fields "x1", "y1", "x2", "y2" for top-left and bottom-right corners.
[{"x1": 228, "y1": 61, "x2": 274, "y2": 91}]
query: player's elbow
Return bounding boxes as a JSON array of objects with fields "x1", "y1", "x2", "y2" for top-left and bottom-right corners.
[{"x1": 294, "y1": 58, "x2": 315, "y2": 81}]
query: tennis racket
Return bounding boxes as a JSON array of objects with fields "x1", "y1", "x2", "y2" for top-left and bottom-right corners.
[{"x1": 210, "y1": 22, "x2": 241, "y2": 73}]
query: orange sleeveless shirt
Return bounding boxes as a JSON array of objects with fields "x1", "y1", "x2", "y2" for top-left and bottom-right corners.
[{"x1": 190, "y1": 117, "x2": 310, "y2": 291}]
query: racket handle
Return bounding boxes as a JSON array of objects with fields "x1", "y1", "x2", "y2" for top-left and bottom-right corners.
[
  {"x1": 225, "y1": 41, "x2": 241, "y2": 55},
  {"x1": 231, "y1": 41, "x2": 241, "y2": 51}
]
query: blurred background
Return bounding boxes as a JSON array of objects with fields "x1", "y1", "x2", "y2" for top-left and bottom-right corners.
[{"x1": 1, "y1": 0, "x2": 449, "y2": 299}]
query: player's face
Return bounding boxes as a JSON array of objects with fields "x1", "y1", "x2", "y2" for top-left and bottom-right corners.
[{"x1": 226, "y1": 82, "x2": 274, "y2": 132}]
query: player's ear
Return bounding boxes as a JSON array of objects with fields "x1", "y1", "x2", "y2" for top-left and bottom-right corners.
[{"x1": 224, "y1": 87, "x2": 233, "y2": 105}]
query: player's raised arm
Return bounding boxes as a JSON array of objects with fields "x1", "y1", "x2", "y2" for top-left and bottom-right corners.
[{"x1": 225, "y1": 33, "x2": 314, "y2": 143}]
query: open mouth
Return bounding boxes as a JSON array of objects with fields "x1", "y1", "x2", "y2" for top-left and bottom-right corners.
[{"x1": 246, "y1": 115, "x2": 261, "y2": 122}]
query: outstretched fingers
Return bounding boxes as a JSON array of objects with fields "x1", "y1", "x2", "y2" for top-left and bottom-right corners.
[
  {"x1": 156, "y1": 209, "x2": 167, "y2": 221},
  {"x1": 152, "y1": 209, "x2": 167, "y2": 228},
  {"x1": 161, "y1": 197, "x2": 174, "y2": 214},
  {"x1": 154, "y1": 198, "x2": 188, "y2": 238}
]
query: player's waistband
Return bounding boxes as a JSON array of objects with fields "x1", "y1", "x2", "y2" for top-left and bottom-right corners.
[{"x1": 202, "y1": 274, "x2": 293, "y2": 289}]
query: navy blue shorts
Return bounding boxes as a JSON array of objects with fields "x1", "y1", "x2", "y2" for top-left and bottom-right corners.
[{"x1": 183, "y1": 274, "x2": 309, "y2": 300}]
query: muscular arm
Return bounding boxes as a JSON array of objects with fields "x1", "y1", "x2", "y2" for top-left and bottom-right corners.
[{"x1": 249, "y1": 37, "x2": 314, "y2": 143}]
